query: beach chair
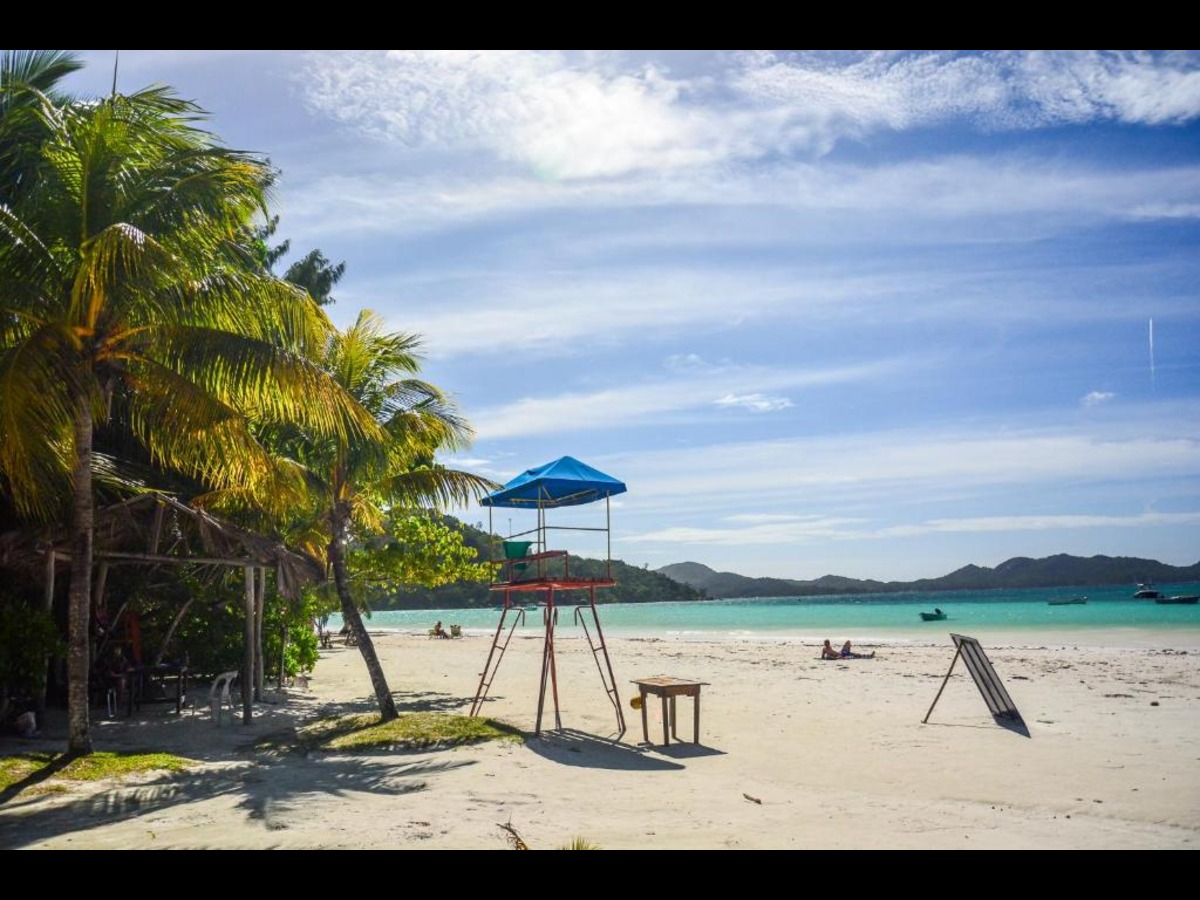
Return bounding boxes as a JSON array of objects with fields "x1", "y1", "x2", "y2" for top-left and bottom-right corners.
[
  {"x1": 210, "y1": 670, "x2": 239, "y2": 726},
  {"x1": 450, "y1": 624, "x2": 462, "y2": 638},
  {"x1": 503, "y1": 540, "x2": 533, "y2": 580}
]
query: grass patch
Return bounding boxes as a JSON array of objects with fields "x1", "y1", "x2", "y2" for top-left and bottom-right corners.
[
  {"x1": 290, "y1": 711, "x2": 524, "y2": 752},
  {"x1": 1, "y1": 751, "x2": 195, "y2": 794}
]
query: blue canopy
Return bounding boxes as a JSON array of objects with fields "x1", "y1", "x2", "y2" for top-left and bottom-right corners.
[{"x1": 481, "y1": 456, "x2": 627, "y2": 509}]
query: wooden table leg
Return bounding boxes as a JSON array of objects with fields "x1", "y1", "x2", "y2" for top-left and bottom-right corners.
[
  {"x1": 661, "y1": 695, "x2": 670, "y2": 746},
  {"x1": 640, "y1": 688, "x2": 649, "y2": 744},
  {"x1": 693, "y1": 688, "x2": 701, "y2": 743},
  {"x1": 670, "y1": 696, "x2": 679, "y2": 741}
]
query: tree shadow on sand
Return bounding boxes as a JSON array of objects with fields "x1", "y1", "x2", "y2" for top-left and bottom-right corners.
[
  {"x1": 0, "y1": 689, "x2": 508, "y2": 849},
  {"x1": 0, "y1": 749, "x2": 470, "y2": 848}
]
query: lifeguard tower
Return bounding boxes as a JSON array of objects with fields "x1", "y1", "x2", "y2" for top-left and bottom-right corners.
[{"x1": 469, "y1": 456, "x2": 627, "y2": 737}]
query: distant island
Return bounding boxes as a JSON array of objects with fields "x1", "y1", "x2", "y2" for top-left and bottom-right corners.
[
  {"x1": 375, "y1": 519, "x2": 1200, "y2": 607},
  {"x1": 655, "y1": 554, "x2": 1200, "y2": 598}
]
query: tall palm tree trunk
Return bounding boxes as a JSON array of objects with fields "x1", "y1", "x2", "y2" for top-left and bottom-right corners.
[
  {"x1": 329, "y1": 507, "x2": 398, "y2": 721},
  {"x1": 67, "y1": 397, "x2": 94, "y2": 753}
]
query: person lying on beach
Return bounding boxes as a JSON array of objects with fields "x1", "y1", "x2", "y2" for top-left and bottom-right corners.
[
  {"x1": 821, "y1": 640, "x2": 841, "y2": 660},
  {"x1": 841, "y1": 640, "x2": 874, "y2": 659}
]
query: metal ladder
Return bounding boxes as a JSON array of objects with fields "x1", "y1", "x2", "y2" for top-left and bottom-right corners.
[
  {"x1": 470, "y1": 603, "x2": 525, "y2": 717},
  {"x1": 574, "y1": 588, "x2": 626, "y2": 738}
]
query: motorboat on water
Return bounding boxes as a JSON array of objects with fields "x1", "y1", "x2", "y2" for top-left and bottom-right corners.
[
  {"x1": 919, "y1": 608, "x2": 947, "y2": 621},
  {"x1": 1134, "y1": 583, "x2": 1163, "y2": 599},
  {"x1": 1156, "y1": 595, "x2": 1199, "y2": 605},
  {"x1": 1049, "y1": 597, "x2": 1087, "y2": 605}
]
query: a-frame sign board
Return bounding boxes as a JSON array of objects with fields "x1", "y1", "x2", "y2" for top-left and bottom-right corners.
[{"x1": 923, "y1": 633, "x2": 1025, "y2": 728}]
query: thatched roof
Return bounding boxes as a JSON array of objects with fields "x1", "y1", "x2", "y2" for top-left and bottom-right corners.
[{"x1": 0, "y1": 494, "x2": 323, "y2": 598}]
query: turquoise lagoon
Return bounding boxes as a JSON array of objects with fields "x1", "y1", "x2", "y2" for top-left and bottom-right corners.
[{"x1": 330, "y1": 582, "x2": 1200, "y2": 649}]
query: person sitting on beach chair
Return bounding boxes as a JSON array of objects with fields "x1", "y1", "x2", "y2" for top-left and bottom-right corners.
[{"x1": 430, "y1": 620, "x2": 449, "y2": 639}]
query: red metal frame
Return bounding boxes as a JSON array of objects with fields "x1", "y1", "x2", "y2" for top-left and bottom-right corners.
[{"x1": 470, "y1": 499, "x2": 626, "y2": 737}]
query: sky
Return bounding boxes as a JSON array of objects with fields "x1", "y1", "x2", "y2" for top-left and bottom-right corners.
[{"x1": 59, "y1": 50, "x2": 1200, "y2": 581}]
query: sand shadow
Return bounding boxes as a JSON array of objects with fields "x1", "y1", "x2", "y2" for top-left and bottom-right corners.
[
  {"x1": 636, "y1": 740, "x2": 725, "y2": 760},
  {"x1": 921, "y1": 715, "x2": 1031, "y2": 738},
  {"x1": 994, "y1": 714, "x2": 1031, "y2": 738},
  {"x1": 523, "y1": 728, "x2": 686, "y2": 771},
  {"x1": 0, "y1": 745, "x2": 470, "y2": 849}
]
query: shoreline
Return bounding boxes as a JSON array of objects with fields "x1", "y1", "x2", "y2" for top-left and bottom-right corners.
[{"x1": 361, "y1": 623, "x2": 1200, "y2": 652}]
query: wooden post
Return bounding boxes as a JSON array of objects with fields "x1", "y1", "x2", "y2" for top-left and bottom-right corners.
[
  {"x1": 254, "y1": 566, "x2": 266, "y2": 701},
  {"x1": 243, "y1": 565, "x2": 254, "y2": 724},
  {"x1": 36, "y1": 541, "x2": 56, "y2": 721},
  {"x1": 92, "y1": 561, "x2": 108, "y2": 661},
  {"x1": 923, "y1": 644, "x2": 963, "y2": 724}
]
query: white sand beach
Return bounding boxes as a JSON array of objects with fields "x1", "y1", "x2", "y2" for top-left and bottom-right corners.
[{"x1": 2, "y1": 628, "x2": 1198, "y2": 849}]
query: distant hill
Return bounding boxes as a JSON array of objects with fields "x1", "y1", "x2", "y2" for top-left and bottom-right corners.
[{"x1": 656, "y1": 554, "x2": 1200, "y2": 598}]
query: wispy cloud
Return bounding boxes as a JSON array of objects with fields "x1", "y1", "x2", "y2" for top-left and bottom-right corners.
[
  {"x1": 625, "y1": 510, "x2": 1200, "y2": 546},
  {"x1": 1083, "y1": 390, "x2": 1116, "y2": 407},
  {"x1": 878, "y1": 511, "x2": 1200, "y2": 537},
  {"x1": 602, "y1": 418, "x2": 1200, "y2": 516},
  {"x1": 301, "y1": 51, "x2": 1200, "y2": 182},
  {"x1": 281, "y1": 155, "x2": 1200, "y2": 253},
  {"x1": 713, "y1": 392, "x2": 793, "y2": 413},
  {"x1": 734, "y1": 51, "x2": 1200, "y2": 137},
  {"x1": 470, "y1": 359, "x2": 901, "y2": 440}
]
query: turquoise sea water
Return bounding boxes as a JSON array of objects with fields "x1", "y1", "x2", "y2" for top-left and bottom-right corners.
[{"x1": 332, "y1": 582, "x2": 1200, "y2": 649}]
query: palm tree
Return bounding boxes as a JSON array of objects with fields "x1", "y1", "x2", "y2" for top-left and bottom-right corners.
[
  {"x1": 0, "y1": 86, "x2": 376, "y2": 753},
  {"x1": 0, "y1": 50, "x2": 83, "y2": 208},
  {"x1": 288, "y1": 310, "x2": 495, "y2": 720}
]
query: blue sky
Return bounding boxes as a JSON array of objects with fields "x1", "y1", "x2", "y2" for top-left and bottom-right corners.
[{"x1": 63, "y1": 50, "x2": 1200, "y2": 581}]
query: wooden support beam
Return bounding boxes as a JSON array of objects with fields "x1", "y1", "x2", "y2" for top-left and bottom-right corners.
[{"x1": 243, "y1": 566, "x2": 254, "y2": 724}]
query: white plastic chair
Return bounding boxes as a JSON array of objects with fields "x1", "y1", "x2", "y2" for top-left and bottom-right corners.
[{"x1": 210, "y1": 670, "x2": 239, "y2": 726}]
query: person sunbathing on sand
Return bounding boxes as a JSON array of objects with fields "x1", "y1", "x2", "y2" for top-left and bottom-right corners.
[
  {"x1": 821, "y1": 639, "x2": 841, "y2": 660},
  {"x1": 840, "y1": 640, "x2": 874, "y2": 659}
]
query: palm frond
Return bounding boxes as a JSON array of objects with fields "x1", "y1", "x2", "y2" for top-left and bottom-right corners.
[
  {"x1": 0, "y1": 325, "x2": 93, "y2": 519},
  {"x1": 378, "y1": 466, "x2": 499, "y2": 511},
  {"x1": 145, "y1": 324, "x2": 384, "y2": 444}
]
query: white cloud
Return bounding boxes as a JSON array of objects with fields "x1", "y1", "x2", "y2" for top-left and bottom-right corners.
[
  {"x1": 600, "y1": 418, "x2": 1200, "y2": 518},
  {"x1": 724, "y1": 513, "x2": 807, "y2": 524},
  {"x1": 713, "y1": 392, "x2": 793, "y2": 413},
  {"x1": 441, "y1": 456, "x2": 494, "y2": 469},
  {"x1": 733, "y1": 51, "x2": 1200, "y2": 136},
  {"x1": 280, "y1": 156, "x2": 1200, "y2": 255},
  {"x1": 664, "y1": 353, "x2": 732, "y2": 372},
  {"x1": 300, "y1": 51, "x2": 1200, "y2": 182},
  {"x1": 878, "y1": 511, "x2": 1200, "y2": 537},
  {"x1": 1083, "y1": 391, "x2": 1116, "y2": 407},
  {"x1": 470, "y1": 359, "x2": 900, "y2": 440},
  {"x1": 303, "y1": 50, "x2": 721, "y2": 180},
  {"x1": 625, "y1": 510, "x2": 1200, "y2": 546},
  {"x1": 625, "y1": 516, "x2": 867, "y2": 546}
]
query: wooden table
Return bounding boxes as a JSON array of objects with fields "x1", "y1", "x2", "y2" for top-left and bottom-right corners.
[{"x1": 632, "y1": 676, "x2": 709, "y2": 746}]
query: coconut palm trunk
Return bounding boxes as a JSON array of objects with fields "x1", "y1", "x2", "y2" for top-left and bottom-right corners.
[
  {"x1": 329, "y1": 502, "x2": 398, "y2": 721},
  {"x1": 67, "y1": 396, "x2": 94, "y2": 753}
]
